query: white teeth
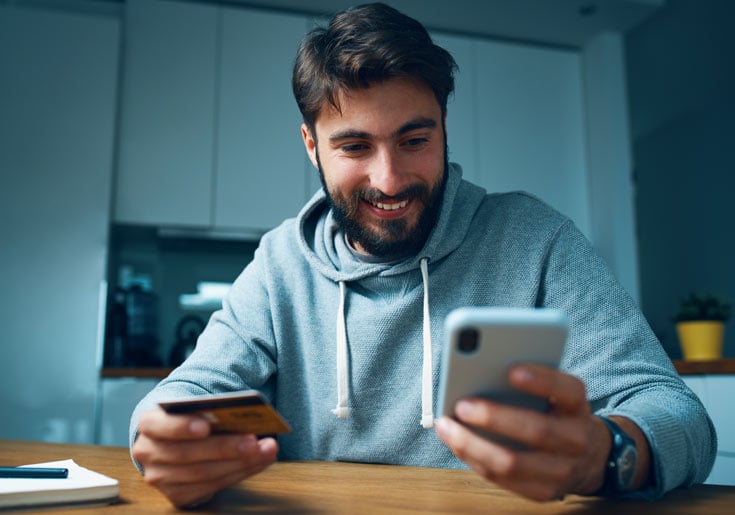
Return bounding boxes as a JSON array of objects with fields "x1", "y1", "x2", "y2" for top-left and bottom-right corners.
[{"x1": 372, "y1": 200, "x2": 408, "y2": 211}]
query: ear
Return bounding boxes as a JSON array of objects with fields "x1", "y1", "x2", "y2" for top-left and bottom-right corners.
[{"x1": 301, "y1": 123, "x2": 319, "y2": 170}]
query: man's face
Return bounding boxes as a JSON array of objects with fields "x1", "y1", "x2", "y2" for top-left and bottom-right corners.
[{"x1": 301, "y1": 77, "x2": 447, "y2": 260}]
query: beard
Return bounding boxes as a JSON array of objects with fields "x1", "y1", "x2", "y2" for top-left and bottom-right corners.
[{"x1": 316, "y1": 151, "x2": 448, "y2": 261}]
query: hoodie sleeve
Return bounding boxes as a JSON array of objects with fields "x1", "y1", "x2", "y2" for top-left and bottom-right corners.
[
  {"x1": 128, "y1": 242, "x2": 278, "y2": 457},
  {"x1": 539, "y1": 220, "x2": 717, "y2": 499}
]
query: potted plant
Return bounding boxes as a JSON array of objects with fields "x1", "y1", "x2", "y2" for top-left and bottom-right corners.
[{"x1": 673, "y1": 292, "x2": 731, "y2": 361}]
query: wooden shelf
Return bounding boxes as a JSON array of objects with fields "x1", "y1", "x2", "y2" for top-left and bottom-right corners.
[
  {"x1": 673, "y1": 359, "x2": 735, "y2": 375},
  {"x1": 101, "y1": 367, "x2": 173, "y2": 379}
]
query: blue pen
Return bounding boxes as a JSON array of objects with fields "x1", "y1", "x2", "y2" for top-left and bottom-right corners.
[{"x1": 0, "y1": 467, "x2": 69, "y2": 479}]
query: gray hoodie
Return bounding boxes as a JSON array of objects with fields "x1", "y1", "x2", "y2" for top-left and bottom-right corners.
[{"x1": 130, "y1": 163, "x2": 715, "y2": 499}]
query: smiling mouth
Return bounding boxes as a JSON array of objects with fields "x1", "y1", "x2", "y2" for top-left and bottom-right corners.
[{"x1": 369, "y1": 199, "x2": 408, "y2": 211}]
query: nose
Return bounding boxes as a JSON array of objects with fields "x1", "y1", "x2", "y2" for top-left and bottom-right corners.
[{"x1": 368, "y1": 147, "x2": 408, "y2": 197}]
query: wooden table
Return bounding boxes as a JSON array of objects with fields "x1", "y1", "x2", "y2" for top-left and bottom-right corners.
[{"x1": 2, "y1": 440, "x2": 733, "y2": 514}]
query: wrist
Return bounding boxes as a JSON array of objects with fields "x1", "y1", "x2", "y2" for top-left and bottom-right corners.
[
  {"x1": 575, "y1": 415, "x2": 611, "y2": 495},
  {"x1": 594, "y1": 415, "x2": 639, "y2": 495}
]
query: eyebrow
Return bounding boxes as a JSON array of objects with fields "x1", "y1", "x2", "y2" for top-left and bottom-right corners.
[
  {"x1": 328, "y1": 117, "x2": 438, "y2": 144},
  {"x1": 397, "y1": 117, "x2": 437, "y2": 135}
]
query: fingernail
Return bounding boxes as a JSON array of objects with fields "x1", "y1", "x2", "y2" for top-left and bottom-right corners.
[
  {"x1": 189, "y1": 419, "x2": 208, "y2": 435},
  {"x1": 511, "y1": 366, "x2": 533, "y2": 384},
  {"x1": 456, "y1": 400, "x2": 474, "y2": 418},
  {"x1": 434, "y1": 417, "x2": 451, "y2": 439},
  {"x1": 258, "y1": 437, "x2": 278, "y2": 456}
]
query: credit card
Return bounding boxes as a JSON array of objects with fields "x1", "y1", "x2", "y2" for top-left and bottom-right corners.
[{"x1": 159, "y1": 390, "x2": 291, "y2": 435}]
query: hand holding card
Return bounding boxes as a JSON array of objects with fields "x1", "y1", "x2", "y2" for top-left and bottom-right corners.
[{"x1": 159, "y1": 390, "x2": 291, "y2": 436}]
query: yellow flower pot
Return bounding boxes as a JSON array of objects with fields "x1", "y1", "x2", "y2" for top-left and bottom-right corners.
[{"x1": 676, "y1": 321, "x2": 724, "y2": 361}]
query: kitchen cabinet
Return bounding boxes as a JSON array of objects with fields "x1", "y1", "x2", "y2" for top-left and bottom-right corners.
[
  {"x1": 116, "y1": 0, "x2": 311, "y2": 232},
  {"x1": 473, "y1": 39, "x2": 590, "y2": 237},
  {"x1": 97, "y1": 378, "x2": 160, "y2": 446},
  {"x1": 116, "y1": 0, "x2": 217, "y2": 227},
  {"x1": 430, "y1": 33, "x2": 478, "y2": 184},
  {"x1": 215, "y1": 7, "x2": 311, "y2": 231},
  {"x1": 0, "y1": 5, "x2": 119, "y2": 443},
  {"x1": 682, "y1": 374, "x2": 735, "y2": 485},
  {"x1": 421, "y1": 32, "x2": 592, "y2": 239},
  {"x1": 431, "y1": 32, "x2": 637, "y2": 299}
]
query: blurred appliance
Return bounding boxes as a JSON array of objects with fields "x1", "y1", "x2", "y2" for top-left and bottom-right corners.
[
  {"x1": 106, "y1": 272, "x2": 161, "y2": 367},
  {"x1": 169, "y1": 315, "x2": 206, "y2": 367}
]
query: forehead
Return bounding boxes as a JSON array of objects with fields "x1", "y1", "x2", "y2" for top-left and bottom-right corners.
[{"x1": 314, "y1": 78, "x2": 441, "y2": 135}]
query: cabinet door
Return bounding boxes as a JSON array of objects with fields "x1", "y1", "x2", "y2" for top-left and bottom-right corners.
[
  {"x1": 98, "y1": 378, "x2": 159, "y2": 446},
  {"x1": 216, "y1": 8, "x2": 310, "y2": 231},
  {"x1": 682, "y1": 375, "x2": 735, "y2": 485},
  {"x1": 706, "y1": 375, "x2": 735, "y2": 485},
  {"x1": 116, "y1": 0, "x2": 218, "y2": 227},
  {"x1": 474, "y1": 40, "x2": 590, "y2": 237},
  {"x1": 431, "y1": 33, "x2": 478, "y2": 184}
]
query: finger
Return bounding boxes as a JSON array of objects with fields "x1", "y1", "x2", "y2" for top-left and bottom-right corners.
[
  {"x1": 481, "y1": 448, "x2": 575, "y2": 503},
  {"x1": 436, "y1": 416, "x2": 515, "y2": 478},
  {"x1": 135, "y1": 432, "x2": 259, "y2": 467},
  {"x1": 508, "y1": 365, "x2": 587, "y2": 414},
  {"x1": 436, "y1": 416, "x2": 554, "y2": 493},
  {"x1": 145, "y1": 450, "x2": 273, "y2": 486},
  {"x1": 436, "y1": 417, "x2": 573, "y2": 501},
  {"x1": 453, "y1": 398, "x2": 588, "y2": 454},
  {"x1": 144, "y1": 438, "x2": 279, "y2": 505},
  {"x1": 137, "y1": 408, "x2": 211, "y2": 440},
  {"x1": 461, "y1": 451, "x2": 571, "y2": 502},
  {"x1": 160, "y1": 435, "x2": 278, "y2": 481}
]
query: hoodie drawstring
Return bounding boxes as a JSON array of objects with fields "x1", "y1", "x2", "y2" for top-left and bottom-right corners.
[
  {"x1": 332, "y1": 258, "x2": 434, "y2": 429},
  {"x1": 419, "y1": 257, "x2": 434, "y2": 428},
  {"x1": 332, "y1": 280, "x2": 350, "y2": 419}
]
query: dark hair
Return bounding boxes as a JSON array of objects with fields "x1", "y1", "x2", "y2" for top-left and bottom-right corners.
[{"x1": 292, "y1": 2, "x2": 457, "y2": 131}]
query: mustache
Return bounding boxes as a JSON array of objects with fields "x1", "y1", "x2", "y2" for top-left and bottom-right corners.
[
  {"x1": 339, "y1": 184, "x2": 431, "y2": 219},
  {"x1": 357, "y1": 183, "x2": 431, "y2": 204}
]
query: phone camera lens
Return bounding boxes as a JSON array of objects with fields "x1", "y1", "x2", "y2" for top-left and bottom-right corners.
[{"x1": 457, "y1": 328, "x2": 479, "y2": 353}]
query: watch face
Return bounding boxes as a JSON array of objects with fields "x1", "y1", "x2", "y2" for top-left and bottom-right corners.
[{"x1": 617, "y1": 445, "x2": 638, "y2": 488}]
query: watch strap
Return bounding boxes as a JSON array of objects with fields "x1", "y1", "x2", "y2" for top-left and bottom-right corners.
[{"x1": 595, "y1": 415, "x2": 638, "y2": 495}]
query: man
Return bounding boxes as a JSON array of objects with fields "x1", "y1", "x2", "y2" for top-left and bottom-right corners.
[{"x1": 130, "y1": 3, "x2": 716, "y2": 508}]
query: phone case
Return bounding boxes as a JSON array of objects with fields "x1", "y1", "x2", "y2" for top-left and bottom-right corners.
[{"x1": 437, "y1": 307, "x2": 568, "y2": 448}]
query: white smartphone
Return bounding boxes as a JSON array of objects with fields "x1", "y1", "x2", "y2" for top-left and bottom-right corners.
[{"x1": 437, "y1": 307, "x2": 569, "y2": 448}]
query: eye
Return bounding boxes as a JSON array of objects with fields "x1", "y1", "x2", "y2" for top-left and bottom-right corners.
[
  {"x1": 340, "y1": 142, "x2": 369, "y2": 154},
  {"x1": 401, "y1": 137, "x2": 429, "y2": 149}
]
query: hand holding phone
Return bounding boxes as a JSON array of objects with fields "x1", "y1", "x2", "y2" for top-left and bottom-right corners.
[{"x1": 437, "y1": 307, "x2": 568, "y2": 448}]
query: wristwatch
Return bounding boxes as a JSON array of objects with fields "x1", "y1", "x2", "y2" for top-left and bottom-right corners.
[{"x1": 596, "y1": 415, "x2": 638, "y2": 495}]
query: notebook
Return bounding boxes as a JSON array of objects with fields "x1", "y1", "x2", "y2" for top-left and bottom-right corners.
[{"x1": 0, "y1": 459, "x2": 119, "y2": 509}]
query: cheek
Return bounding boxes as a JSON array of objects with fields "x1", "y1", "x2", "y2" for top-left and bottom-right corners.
[
  {"x1": 322, "y1": 153, "x2": 370, "y2": 188},
  {"x1": 321, "y1": 166, "x2": 363, "y2": 199},
  {"x1": 400, "y1": 151, "x2": 444, "y2": 184}
]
